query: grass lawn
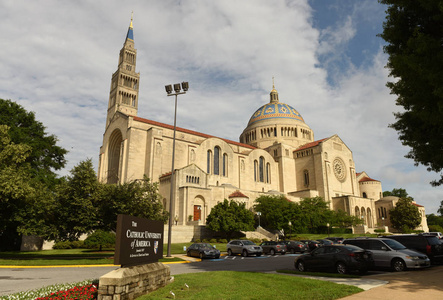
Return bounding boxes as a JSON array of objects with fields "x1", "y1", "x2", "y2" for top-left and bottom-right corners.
[{"x1": 137, "y1": 271, "x2": 363, "y2": 299}]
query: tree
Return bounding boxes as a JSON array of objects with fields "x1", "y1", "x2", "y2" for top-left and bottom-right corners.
[
  {"x1": 297, "y1": 197, "x2": 334, "y2": 233},
  {"x1": 84, "y1": 230, "x2": 116, "y2": 251},
  {"x1": 254, "y1": 195, "x2": 299, "y2": 232},
  {"x1": 96, "y1": 175, "x2": 169, "y2": 231},
  {"x1": 379, "y1": 1, "x2": 443, "y2": 186},
  {"x1": 0, "y1": 125, "x2": 56, "y2": 249},
  {"x1": 0, "y1": 99, "x2": 67, "y2": 186},
  {"x1": 389, "y1": 198, "x2": 421, "y2": 232},
  {"x1": 383, "y1": 188, "x2": 411, "y2": 199},
  {"x1": 206, "y1": 199, "x2": 255, "y2": 240},
  {"x1": 55, "y1": 159, "x2": 101, "y2": 241}
]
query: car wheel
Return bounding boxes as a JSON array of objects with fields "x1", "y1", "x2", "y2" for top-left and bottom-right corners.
[
  {"x1": 199, "y1": 252, "x2": 204, "y2": 259},
  {"x1": 295, "y1": 260, "x2": 306, "y2": 272},
  {"x1": 242, "y1": 250, "x2": 248, "y2": 257},
  {"x1": 270, "y1": 249, "x2": 276, "y2": 255},
  {"x1": 228, "y1": 249, "x2": 233, "y2": 256},
  {"x1": 336, "y1": 262, "x2": 347, "y2": 274},
  {"x1": 392, "y1": 259, "x2": 406, "y2": 272}
]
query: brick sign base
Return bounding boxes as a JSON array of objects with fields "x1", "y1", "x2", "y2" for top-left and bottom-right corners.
[{"x1": 97, "y1": 262, "x2": 172, "y2": 299}]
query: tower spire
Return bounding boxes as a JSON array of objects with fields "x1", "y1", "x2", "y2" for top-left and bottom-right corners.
[
  {"x1": 270, "y1": 76, "x2": 279, "y2": 103},
  {"x1": 106, "y1": 14, "x2": 140, "y2": 128}
]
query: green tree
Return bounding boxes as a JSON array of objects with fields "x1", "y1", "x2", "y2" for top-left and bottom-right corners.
[
  {"x1": 331, "y1": 209, "x2": 363, "y2": 228},
  {"x1": 206, "y1": 199, "x2": 255, "y2": 240},
  {"x1": 379, "y1": 1, "x2": 443, "y2": 186},
  {"x1": 97, "y1": 175, "x2": 169, "y2": 231},
  {"x1": 254, "y1": 195, "x2": 299, "y2": 232},
  {"x1": 389, "y1": 198, "x2": 421, "y2": 232},
  {"x1": 383, "y1": 188, "x2": 411, "y2": 199},
  {"x1": 55, "y1": 159, "x2": 100, "y2": 241},
  {"x1": 84, "y1": 230, "x2": 116, "y2": 251},
  {"x1": 0, "y1": 99, "x2": 67, "y2": 186},
  {"x1": 297, "y1": 197, "x2": 334, "y2": 233},
  {"x1": 0, "y1": 126, "x2": 56, "y2": 249}
]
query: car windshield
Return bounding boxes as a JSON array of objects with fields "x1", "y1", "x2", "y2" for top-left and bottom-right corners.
[
  {"x1": 242, "y1": 240, "x2": 255, "y2": 245},
  {"x1": 384, "y1": 239, "x2": 407, "y2": 250}
]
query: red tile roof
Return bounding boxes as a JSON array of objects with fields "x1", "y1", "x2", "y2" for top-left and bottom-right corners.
[
  {"x1": 132, "y1": 116, "x2": 256, "y2": 150},
  {"x1": 359, "y1": 176, "x2": 380, "y2": 182},
  {"x1": 295, "y1": 138, "x2": 328, "y2": 151},
  {"x1": 229, "y1": 190, "x2": 248, "y2": 198}
]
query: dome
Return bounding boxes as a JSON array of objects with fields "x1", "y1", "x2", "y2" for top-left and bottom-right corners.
[{"x1": 247, "y1": 102, "x2": 305, "y2": 126}]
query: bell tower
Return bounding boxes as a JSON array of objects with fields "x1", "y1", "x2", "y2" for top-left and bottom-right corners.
[{"x1": 106, "y1": 14, "x2": 140, "y2": 127}]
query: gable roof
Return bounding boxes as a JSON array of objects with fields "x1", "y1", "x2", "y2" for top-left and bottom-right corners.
[
  {"x1": 132, "y1": 115, "x2": 255, "y2": 150},
  {"x1": 228, "y1": 190, "x2": 249, "y2": 198},
  {"x1": 295, "y1": 138, "x2": 328, "y2": 151}
]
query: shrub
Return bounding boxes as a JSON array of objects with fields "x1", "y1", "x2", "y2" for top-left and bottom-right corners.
[
  {"x1": 84, "y1": 230, "x2": 115, "y2": 251},
  {"x1": 53, "y1": 240, "x2": 85, "y2": 249},
  {"x1": 428, "y1": 225, "x2": 443, "y2": 232}
]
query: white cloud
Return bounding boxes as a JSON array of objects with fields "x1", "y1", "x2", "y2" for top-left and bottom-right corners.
[{"x1": 0, "y1": 0, "x2": 441, "y2": 214}]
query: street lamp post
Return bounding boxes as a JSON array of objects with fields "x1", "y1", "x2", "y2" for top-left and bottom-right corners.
[
  {"x1": 288, "y1": 221, "x2": 292, "y2": 238},
  {"x1": 165, "y1": 82, "x2": 189, "y2": 258},
  {"x1": 326, "y1": 223, "x2": 330, "y2": 237}
]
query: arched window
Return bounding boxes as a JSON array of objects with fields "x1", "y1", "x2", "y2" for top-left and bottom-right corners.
[
  {"x1": 207, "y1": 150, "x2": 212, "y2": 174},
  {"x1": 259, "y1": 156, "x2": 265, "y2": 182},
  {"x1": 223, "y1": 153, "x2": 228, "y2": 176},
  {"x1": 266, "y1": 163, "x2": 271, "y2": 183},
  {"x1": 304, "y1": 170, "x2": 309, "y2": 187},
  {"x1": 214, "y1": 147, "x2": 220, "y2": 175}
]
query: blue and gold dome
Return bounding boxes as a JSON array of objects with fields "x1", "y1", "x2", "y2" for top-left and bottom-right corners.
[
  {"x1": 247, "y1": 84, "x2": 304, "y2": 126},
  {"x1": 248, "y1": 102, "x2": 304, "y2": 126}
]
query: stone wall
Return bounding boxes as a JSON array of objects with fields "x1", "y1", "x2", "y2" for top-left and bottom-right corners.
[{"x1": 98, "y1": 262, "x2": 172, "y2": 300}]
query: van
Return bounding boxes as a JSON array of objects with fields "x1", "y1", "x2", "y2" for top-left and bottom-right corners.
[
  {"x1": 344, "y1": 237, "x2": 430, "y2": 271},
  {"x1": 383, "y1": 234, "x2": 443, "y2": 264}
]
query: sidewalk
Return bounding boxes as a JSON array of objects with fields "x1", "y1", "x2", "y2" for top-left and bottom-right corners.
[{"x1": 340, "y1": 265, "x2": 443, "y2": 299}]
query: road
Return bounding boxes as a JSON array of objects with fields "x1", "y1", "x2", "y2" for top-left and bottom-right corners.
[{"x1": 0, "y1": 253, "x2": 297, "y2": 296}]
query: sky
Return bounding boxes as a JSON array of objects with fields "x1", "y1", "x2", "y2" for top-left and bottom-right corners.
[{"x1": 1, "y1": 0, "x2": 442, "y2": 214}]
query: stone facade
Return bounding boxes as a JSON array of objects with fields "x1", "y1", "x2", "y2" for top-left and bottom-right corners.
[{"x1": 98, "y1": 19, "x2": 429, "y2": 241}]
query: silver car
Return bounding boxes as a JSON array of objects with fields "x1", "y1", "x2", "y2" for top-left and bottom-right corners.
[
  {"x1": 344, "y1": 237, "x2": 430, "y2": 271},
  {"x1": 227, "y1": 240, "x2": 263, "y2": 257}
]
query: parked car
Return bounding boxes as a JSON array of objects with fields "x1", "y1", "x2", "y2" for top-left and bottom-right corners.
[
  {"x1": 344, "y1": 237, "x2": 430, "y2": 271},
  {"x1": 227, "y1": 240, "x2": 263, "y2": 257},
  {"x1": 300, "y1": 239, "x2": 321, "y2": 252},
  {"x1": 186, "y1": 243, "x2": 220, "y2": 259},
  {"x1": 326, "y1": 237, "x2": 344, "y2": 244},
  {"x1": 294, "y1": 244, "x2": 374, "y2": 274},
  {"x1": 282, "y1": 240, "x2": 309, "y2": 253},
  {"x1": 317, "y1": 239, "x2": 334, "y2": 246},
  {"x1": 382, "y1": 234, "x2": 443, "y2": 264},
  {"x1": 260, "y1": 241, "x2": 287, "y2": 255},
  {"x1": 422, "y1": 232, "x2": 443, "y2": 239}
]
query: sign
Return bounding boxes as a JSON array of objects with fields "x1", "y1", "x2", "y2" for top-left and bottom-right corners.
[{"x1": 114, "y1": 214, "x2": 164, "y2": 267}]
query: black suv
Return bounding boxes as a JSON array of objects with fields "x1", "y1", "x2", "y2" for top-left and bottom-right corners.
[{"x1": 382, "y1": 234, "x2": 443, "y2": 264}]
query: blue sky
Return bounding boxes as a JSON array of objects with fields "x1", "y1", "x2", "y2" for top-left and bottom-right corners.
[{"x1": 0, "y1": 0, "x2": 441, "y2": 214}]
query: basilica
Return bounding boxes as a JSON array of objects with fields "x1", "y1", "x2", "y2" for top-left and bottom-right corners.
[{"x1": 98, "y1": 19, "x2": 428, "y2": 242}]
